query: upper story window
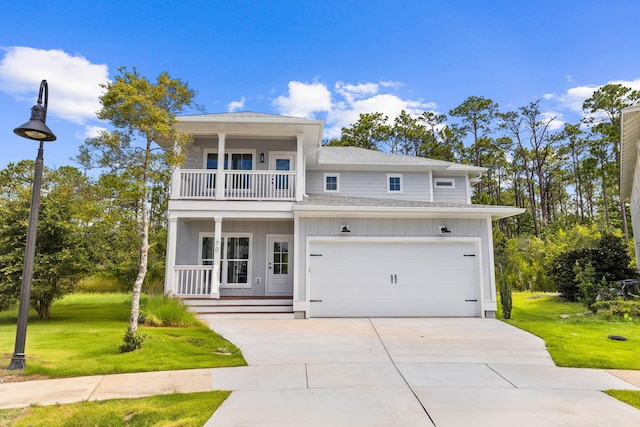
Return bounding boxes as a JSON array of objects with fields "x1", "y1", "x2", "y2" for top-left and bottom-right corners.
[
  {"x1": 434, "y1": 178, "x2": 456, "y2": 189},
  {"x1": 205, "y1": 151, "x2": 254, "y2": 171},
  {"x1": 324, "y1": 173, "x2": 340, "y2": 193},
  {"x1": 387, "y1": 174, "x2": 403, "y2": 193}
]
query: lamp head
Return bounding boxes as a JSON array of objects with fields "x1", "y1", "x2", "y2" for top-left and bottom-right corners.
[
  {"x1": 14, "y1": 104, "x2": 57, "y2": 141},
  {"x1": 13, "y1": 80, "x2": 56, "y2": 142}
]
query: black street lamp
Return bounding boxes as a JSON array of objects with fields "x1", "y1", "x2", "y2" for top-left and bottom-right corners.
[{"x1": 8, "y1": 80, "x2": 56, "y2": 370}]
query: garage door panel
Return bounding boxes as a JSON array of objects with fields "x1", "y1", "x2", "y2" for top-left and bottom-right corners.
[{"x1": 309, "y1": 240, "x2": 480, "y2": 317}]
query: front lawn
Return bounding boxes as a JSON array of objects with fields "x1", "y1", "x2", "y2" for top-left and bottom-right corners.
[
  {"x1": 2, "y1": 391, "x2": 230, "y2": 427},
  {"x1": 0, "y1": 293, "x2": 246, "y2": 380},
  {"x1": 504, "y1": 292, "x2": 639, "y2": 370}
]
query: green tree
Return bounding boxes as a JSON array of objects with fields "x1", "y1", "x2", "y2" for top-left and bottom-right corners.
[
  {"x1": 0, "y1": 163, "x2": 90, "y2": 318},
  {"x1": 449, "y1": 96, "x2": 499, "y2": 196},
  {"x1": 582, "y1": 84, "x2": 640, "y2": 240},
  {"x1": 499, "y1": 101, "x2": 559, "y2": 237},
  {"x1": 548, "y1": 232, "x2": 635, "y2": 302},
  {"x1": 327, "y1": 112, "x2": 391, "y2": 150},
  {"x1": 416, "y1": 111, "x2": 464, "y2": 161},
  {"x1": 88, "y1": 67, "x2": 197, "y2": 348}
]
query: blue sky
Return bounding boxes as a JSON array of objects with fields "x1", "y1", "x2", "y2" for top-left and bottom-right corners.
[{"x1": 1, "y1": 0, "x2": 640, "y2": 169}]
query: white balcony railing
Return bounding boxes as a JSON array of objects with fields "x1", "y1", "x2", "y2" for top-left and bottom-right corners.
[
  {"x1": 174, "y1": 265, "x2": 216, "y2": 296},
  {"x1": 175, "y1": 169, "x2": 296, "y2": 200}
]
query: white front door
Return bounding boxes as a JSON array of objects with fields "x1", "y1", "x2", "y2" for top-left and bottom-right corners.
[{"x1": 267, "y1": 235, "x2": 293, "y2": 294}]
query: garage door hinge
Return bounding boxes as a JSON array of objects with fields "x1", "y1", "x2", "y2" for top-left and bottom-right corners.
[
  {"x1": 310, "y1": 299, "x2": 323, "y2": 303},
  {"x1": 463, "y1": 254, "x2": 476, "y2": 257},
  {"x1": 465, "y1": 299, "x2": 478, "y2": 302},
  {"x1": 310, "y1": 253, "x2": 323, "y2": 256}
]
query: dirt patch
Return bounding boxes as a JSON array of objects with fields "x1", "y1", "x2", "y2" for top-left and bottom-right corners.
[
  {"x1": 0, "y1": 368, "x2": 48, "y2": 383},
  {"x1": 0, "y1": 354, "x2": 49, "y2": 383}
]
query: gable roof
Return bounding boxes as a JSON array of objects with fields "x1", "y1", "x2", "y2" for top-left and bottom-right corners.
[
  {"x1": 177, "y1": 111, "x2": 323, "y2": 124},
  {"x1": 167, "y1": 111, "x2": 324, "y2": 151},
  {"x1": 314, "y1": 146, "x2": 487, "y2": 176}
]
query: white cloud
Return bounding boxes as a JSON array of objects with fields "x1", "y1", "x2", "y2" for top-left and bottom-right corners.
[
  {"x1": 549, "y1": 78, "x2": 640, "y2": 115},
  {"x1": 273, "y1": 81, "x2": 332, "y2": 118},
  {"x1": 75, "y1": 125, "x2": 107, "y2": 140},
  {"x1": 327, "y1": 93, "x2": 435, "y2": 138},
  {"x1": 540, "y1": 111, "x2": 565, "y2": 131},
  {"x1": 227, "y1": 96, "x2": 245, "y2": 112},
  {"x1": 379, "y1": 80, "x2": 404, "y2": 89},
  {"x1": 273, "y1": 79, "x2": 437, "y2": 138},
  {"x1": 334, "y1": 81, "x2": 379, "y2": 103},
  {"x1": 0, "y1": 47, "x2": 109, "y2": 125}
]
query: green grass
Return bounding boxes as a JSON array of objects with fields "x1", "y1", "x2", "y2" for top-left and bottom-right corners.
[
  {"x1": 1, "y1": 391, "x2": 230, "y2": 427},
  {"x1": 504, "y1": 293, "x2": 640, "y2": 369},
  {"x1": 605, "y1": 390, "x2": 640, "y2": 410},
  {"x1": 139, "y1": 294, "x2": 201, "y2": 327},
  {"x1": 503, "y1": 292, "x2": 640, "y2": 411},
  {"x1": 0, "y1": 293, "x2": 246, "y2": 379}
]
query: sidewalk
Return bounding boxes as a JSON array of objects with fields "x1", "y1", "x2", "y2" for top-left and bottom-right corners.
[
  {"x1": 1, "y1": 367, "x2": 639, "y2": 410},
  {"x1": 0, "y1": 368, "x2": 217, "y2": 409}
]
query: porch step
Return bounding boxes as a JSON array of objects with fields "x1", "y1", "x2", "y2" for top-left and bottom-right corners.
[
  {"x1": 197, "y1": 312, "x2": 295, "y2": 320},
  {"x1": 182, "y1": 297, "x2": 294, "y2": 319}
]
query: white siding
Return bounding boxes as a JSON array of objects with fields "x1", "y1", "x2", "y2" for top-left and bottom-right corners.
[
  {"x1": 306, "y1": 170, "x2": 431, "y2": 201},
  {"x1": 432, "y1": 175, "x2": 468, "y2": 203},
  {"x1": 632, "y1": 150, "x2": 640, "y2": 269}
]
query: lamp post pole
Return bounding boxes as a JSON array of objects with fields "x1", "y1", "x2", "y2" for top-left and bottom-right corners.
[{"x1": 8, "y1": 80, "x2": 56, "y2": 370}]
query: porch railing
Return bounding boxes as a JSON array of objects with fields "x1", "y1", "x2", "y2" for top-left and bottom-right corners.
[
  {"x1": 175, "y1": 169, "x2": 296, "y2": 200},
  {"x1": 174, "y1": 265, "x2": 216, "y2": 296}
]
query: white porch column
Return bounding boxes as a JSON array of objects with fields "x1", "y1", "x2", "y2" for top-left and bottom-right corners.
[
  {"x1": 296, "y1": 133, "x2": 304, "y2": 201},
  {"x1": 164, "y1": 217, "x2": 178, "y2": 295},
  {"x1": 211, "y1": 217, "x2": 223, "y2": 298},
  {"x1": 169, "y1": 167, "x2": 181, "y2": 199},
  {"x1": 215, "y1": 133, "x2": 226, "y2": 200}
]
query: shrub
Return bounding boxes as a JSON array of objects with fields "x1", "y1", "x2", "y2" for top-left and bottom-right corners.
[
  {"x1": 592, "y1": 298, "x2": 640, "y2": 321},
  {"x1": 574, "y1": 262, "x2": 611, "y2": 313},
  {"x1": 549, "y1": 232, "x2": 636, "y2": 302},
  {"x1": 139, "y1": 294, "x2": 200, "y2": 327},
  {"x1": 498, "y1": 275, "x2": 512, "y2": 319},
  {"x1": 119, "y1": 327, "x2": 145, "y2": 353}
]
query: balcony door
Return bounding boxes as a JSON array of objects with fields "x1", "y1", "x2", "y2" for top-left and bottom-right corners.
[{"x1": 269, "y1": 153, "x2": 295, "y2": 194}]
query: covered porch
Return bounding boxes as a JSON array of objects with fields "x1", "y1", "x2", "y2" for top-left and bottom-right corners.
[{"x1": 165, "y1": 217, "x2": 295, "y2": 300}]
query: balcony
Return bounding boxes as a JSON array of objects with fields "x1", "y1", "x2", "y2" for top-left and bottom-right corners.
[{"x1": 172, "y1": 169, "x2": 297, "y2": 200}]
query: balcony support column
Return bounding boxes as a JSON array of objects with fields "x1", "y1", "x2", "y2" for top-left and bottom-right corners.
[
  {"x1": 296, "y1": 134, "x2": 304, "y2": 201},
  {"x1": 211, "y1": 217, "x2": 223, "y2": 298},
  {"x1": 165, "y1": 217, "x2": 178, "y2": 295}
]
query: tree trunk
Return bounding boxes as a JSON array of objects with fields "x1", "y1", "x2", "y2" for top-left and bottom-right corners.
[
  {"x1": 599, "y1": 153, "x2": 611, "y2": 229},
  {"x1": 128, "y1": 140, "x2": 151, "y2": 335},
  {"x1": 620, "y1": 199, "x2": 629, "y2": 242},
  {"x1": 36, "y1": 300, "x2": 51, "y2": 320}
]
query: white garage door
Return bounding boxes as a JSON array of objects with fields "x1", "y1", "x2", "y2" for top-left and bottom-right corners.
[{"x1": 309, "y1": 240, "x2": 480, "y2": 317}]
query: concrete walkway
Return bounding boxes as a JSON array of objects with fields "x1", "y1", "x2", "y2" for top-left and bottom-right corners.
[
  {"x1": 202, "y1": 318, "x2": 640, "y2": 427},
  {"x1": 0, "y1": 318, "x2": 639, "y2": 427}
]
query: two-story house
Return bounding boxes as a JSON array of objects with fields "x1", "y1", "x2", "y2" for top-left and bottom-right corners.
[{"x1": 162, "y1": 112, "x2": 523, "y2": 319}]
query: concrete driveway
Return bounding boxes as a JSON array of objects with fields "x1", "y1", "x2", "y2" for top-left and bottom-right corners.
[{"x1": 204, "y1": 318, "x2": 640, "y2": 427}]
